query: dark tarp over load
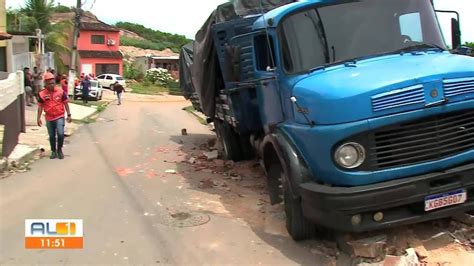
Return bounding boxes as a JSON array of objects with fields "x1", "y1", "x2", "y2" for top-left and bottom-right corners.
[
  {"x1": 180, "y1": 0, "x2": 295, "y2": 118},
  {"x1": 179, "y1": 42, "x2": 194, "y2": 100}
]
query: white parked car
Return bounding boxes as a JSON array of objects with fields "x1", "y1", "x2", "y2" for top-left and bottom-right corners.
[
  {"x1": 73, "y1": 80, "x2": 103, "y2": 101},
  {"x1": 96, "y1": 74, "x2": 126, "y2": 89}
]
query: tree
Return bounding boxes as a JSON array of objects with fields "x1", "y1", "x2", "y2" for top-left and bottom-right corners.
[
  {"x1": 12, "y1": 0, "x2": 72, "y2": 72},
  {"x1": 465, "y1": 42, "x2": 474, "y2": 49},
  {"x1": 7, "y1": 9, "x2": 39, "y2": 32},
  {"x1": 51, "y1": 4, "x2": 72, "y2": 13},
  {"x1": 45, "y1": 21, "x2": 73, "y2": 73},
  {"x1": 22, "y1": 0, "x2": 54, "y2": 32}
]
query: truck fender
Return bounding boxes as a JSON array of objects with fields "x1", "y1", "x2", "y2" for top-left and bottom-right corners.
[{"x1": 261, "y1": 132, "x2": 313, "y2": 204}]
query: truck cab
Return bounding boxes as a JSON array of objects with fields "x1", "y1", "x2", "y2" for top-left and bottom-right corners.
[{"x1": 182, "y1": 0, "x2": 474, "y2": 240}]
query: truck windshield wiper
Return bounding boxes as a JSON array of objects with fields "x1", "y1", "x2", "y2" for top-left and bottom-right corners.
[{"x1": 394, "y1": 43, "x2": 446, "y2": 54}]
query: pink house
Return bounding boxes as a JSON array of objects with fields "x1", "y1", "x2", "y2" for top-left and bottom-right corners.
[{"x1": 77, "y1": 21, "x2": 123, "y2": 76}]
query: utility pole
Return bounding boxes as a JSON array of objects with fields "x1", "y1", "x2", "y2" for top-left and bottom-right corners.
[{"x1": 68, "y1": 0, "x2": 82, "y2": 93}]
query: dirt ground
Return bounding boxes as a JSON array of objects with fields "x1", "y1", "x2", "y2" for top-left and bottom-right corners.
[{"x1": 168, "y1": 129, "x2": 474, "y2": 265}]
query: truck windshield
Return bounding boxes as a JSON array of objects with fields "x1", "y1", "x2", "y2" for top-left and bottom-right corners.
[{"x1": 280, "y1": 0, "x2": 446, "y2": 74}]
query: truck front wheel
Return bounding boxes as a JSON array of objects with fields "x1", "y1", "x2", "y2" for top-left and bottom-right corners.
[{"x1": 268, "y1": 163, "x2": 315, "y2": 241}]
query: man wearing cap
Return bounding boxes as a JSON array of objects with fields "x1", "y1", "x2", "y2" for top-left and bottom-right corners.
[{"x1": 37, "y1": 72, "x2": 72, "y2": 159}]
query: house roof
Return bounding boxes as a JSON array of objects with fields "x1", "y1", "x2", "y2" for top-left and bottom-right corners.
[
  {"x1": 80, "y1": 22, "x2": 120, "y2": 32},
  {"x1": 78, "y1": 50, "x2": 123, "y2": 59},
  {"x1": 0, "y1": 32, "x2": 13, "y2": 40}
]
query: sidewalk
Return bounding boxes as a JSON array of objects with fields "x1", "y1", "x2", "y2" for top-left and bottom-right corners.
[{"x1": 5, "y1": 102, "x2": 99, "y2": 169}]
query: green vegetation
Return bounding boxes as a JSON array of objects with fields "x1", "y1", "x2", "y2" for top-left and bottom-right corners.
[
  {"x1": 130, "y1": 82, "x2": 182, "y2": 96},
  {"x1": 130, "y1": 83, "x2": 168, "y2": 95},
  {"x1": 51, "y1": 4, "x2": 73, "y2": 13},
  {"x1": 7, "y1": 0, "x2": 72, "y2": 73},
  {"x1": 183, "y1": 106, "x2": 207, "y2": 125},
  {"x1": 123, "y1": 59, "x2": 144, "y2": 81},
  {"x1": 465, "y1": 42, "x2": 474, "y2": 49},
  {"x1": 120, "y1": 37, "x2": 168, "y2": 51},
  {"x1": 116, "y1": 22, "x2": 191, "y2": 52},
  {"x1": 71, "y1": 100, "x2": 109, "y2": 113}
]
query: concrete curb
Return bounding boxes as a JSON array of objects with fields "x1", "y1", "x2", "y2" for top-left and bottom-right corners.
[
  {"x1": 185, "y1": 108, "x2": 215, "y2": 131},
  {"x1": 7, "y1": 144, "x2": 41, "y2": 167}
]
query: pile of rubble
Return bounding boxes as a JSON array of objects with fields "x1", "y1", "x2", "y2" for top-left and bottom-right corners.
[{"x1": 336, "y1": 214, "x2": 474, "y2": 265}]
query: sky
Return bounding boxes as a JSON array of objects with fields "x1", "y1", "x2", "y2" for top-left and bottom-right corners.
[{"x1": 5, "y1": 0, "x2": 474, "y2": 45}]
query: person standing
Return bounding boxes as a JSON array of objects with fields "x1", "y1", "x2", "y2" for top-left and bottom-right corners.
[
  {"x1": 80, "y1": 75, "x2": 91, "y2": 104},
  {"x1": 37, "y1": 72, "x2": 72, "y2": 160},
  {"x1": 113, "y1": 81, "x2": 125, "y2": 105},
  {"x1": 23, "y1": 67, "x2": 34, "y2": 106},
  {"x1": 60, "y1": 74, "x2": 69, "y2": 97},
  {"x1": 32, "y1": 67, "x2": 43, "y2": 98}
]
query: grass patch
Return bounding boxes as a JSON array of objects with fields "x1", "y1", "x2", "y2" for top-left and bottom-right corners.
[
  {"x1": 130, "y1": 83, "x2": 168, "y2": 95},
  {"x1": 130, "y1": 83, "x2": 182, "y2": 96},
  {"x1": 72, "y1": 117, "x2": 96, "y2": 124},
  {"x1": 183, "y1": 106, "x2": 207, "y2": 125}
]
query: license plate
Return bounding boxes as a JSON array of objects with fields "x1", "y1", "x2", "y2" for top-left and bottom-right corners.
[{"x1": 425, "y1": 189, "x2": 467, "y2": 211}]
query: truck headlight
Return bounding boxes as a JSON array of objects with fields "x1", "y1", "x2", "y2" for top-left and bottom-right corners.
[{"x1": 334, "y1": 142, "x2": 366, "y2": 169}]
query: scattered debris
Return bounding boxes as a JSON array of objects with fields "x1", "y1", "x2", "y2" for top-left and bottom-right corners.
[
  {"x1": 207, "y1": 138, "x2": 217, "y2": 149},
  {"x1": 214, "y1": 159, "x2": 225, "y2": 167},
  {"x1": 199, "y1": 178, "x2": 216, "y2": 189},
  {"x1": 165, "y1": 169, "x2": 177, "y2": 174},
  {"x1": 451, "y1": 227, "x2": 474, "y2": 248},
  {"x1": 188, "y1": 157, "x2": 196, "y2": 164},
  {"x1": 383, "y1": 248, "x2": 419, "y2": 266},
  {"x1": 115, "y1": 168, "x2": 135, "y2": 177},
  {"x1": 204, "y1": 151, "x2": 219, "y2": 160},
  {"x1": 347, "y1": 235, "x2": 387, "y2": 259},
  {"x1": 452, "y1": 213, "x2": 474, "y2": 226},
  {"x1": 231, "y1": 175, "x2": 243, "y2": 181},
  {"x1": 422, "y1": 232, "x2": 454, "y2": 251}
]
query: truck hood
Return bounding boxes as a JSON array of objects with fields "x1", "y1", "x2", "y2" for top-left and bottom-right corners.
[{"x1": 292, "y1": 52, "x2": 474, "y2": 125}]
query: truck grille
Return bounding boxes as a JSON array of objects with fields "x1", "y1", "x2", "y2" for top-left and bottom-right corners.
[
  {"x1": 443, "y1": 77, "x2": 474, "y2": 98},
  {"x1": 371, "y1": 85, "x2": 424, "y2": 112},
  {"x1": 370, "y1": 109, "x2": 474, "y2": 169}
]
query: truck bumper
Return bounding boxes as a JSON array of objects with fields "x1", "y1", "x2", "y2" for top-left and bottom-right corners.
[{"x1": 300, "y1": 163, "x2": 474, "y2": 232}]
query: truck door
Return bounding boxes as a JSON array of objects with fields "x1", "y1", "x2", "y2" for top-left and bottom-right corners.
[{"x1": 253, "y1": 33, "x2": 285, "y2": 133}]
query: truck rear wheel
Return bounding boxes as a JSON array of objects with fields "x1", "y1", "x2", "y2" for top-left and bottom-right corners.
[
  {"x1": 214, "y1": 120, "x2": 243, "y2": 161},
  {"x1": 268, "y1": 163, "x2": 315, "y2": 241}
]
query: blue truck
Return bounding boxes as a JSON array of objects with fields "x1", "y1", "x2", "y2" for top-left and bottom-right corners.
[{"x1": 180, "y1": 0, "x2": 474, "y2": 240}]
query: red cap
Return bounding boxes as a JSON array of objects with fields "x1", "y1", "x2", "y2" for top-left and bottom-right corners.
[{"x1": 43, "y1": 72, "x2": 55, "y2": 81}]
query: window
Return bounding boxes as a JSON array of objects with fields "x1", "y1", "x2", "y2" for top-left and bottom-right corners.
[
  {"x1": 91, "y1": 35, "x2": 105, "y2": 44},
  {"x1": 280, "y1": 0, "x2": 446, "y2": 74},
  {"x1": 254, "y1": 34, "x2": 276, "y2": 71},
  {"x1": 399, "y1": 13, "x2": 423, "y2": 42},
  {"x1": 96, "y1": 75, "x2": 105, "y2": 79},
  {"x1": 106, "y1": 76, "x2": 113, "y2": 80}
]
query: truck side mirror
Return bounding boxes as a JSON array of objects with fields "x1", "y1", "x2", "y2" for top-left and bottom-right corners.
[
  {"x1": 225, "y1": 45, "x2": 241, "y2": 82},
  {"x1": 451, "y1": 18, "x2": 461, "y2": 50}
]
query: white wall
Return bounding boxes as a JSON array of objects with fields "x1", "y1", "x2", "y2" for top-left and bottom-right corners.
[{"x1": 0, "y1": 71, "x2": 24, "y2": 111}]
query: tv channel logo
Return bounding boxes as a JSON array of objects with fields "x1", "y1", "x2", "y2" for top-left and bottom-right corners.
[{"x1": 25, "y1": 219, "x2": 83, "y2": 249}]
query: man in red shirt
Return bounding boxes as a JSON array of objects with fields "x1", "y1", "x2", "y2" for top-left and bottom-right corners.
[{"x1": 37, "y1": 72, "x2": 72, "y2": 159}]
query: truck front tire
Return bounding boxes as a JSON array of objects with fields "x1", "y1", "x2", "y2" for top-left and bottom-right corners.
[{"x1": 268, "y1": 163, "x2": 315, "y2": 241}]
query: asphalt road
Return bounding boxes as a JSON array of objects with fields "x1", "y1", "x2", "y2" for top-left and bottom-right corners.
[{"x1": 0, "y1": 94, "x2": 330, "y2": 265}]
